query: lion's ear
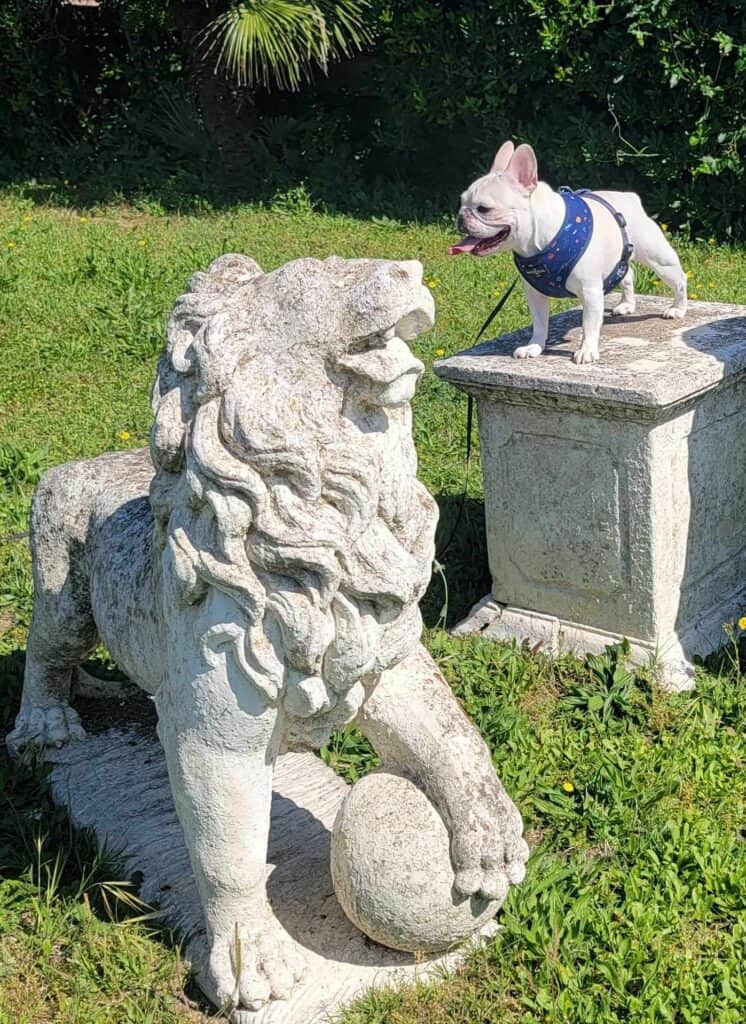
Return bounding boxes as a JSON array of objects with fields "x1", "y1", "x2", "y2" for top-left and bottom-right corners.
[
  {"x1": 194, "y1": 316, "x2": 249, "y2": 401},
  {"x1": 203, "y1": 253, "x2": 263, "y2": 292}
]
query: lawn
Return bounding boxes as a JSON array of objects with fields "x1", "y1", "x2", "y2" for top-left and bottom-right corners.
[{"x1": 0, "y1": 191, "x2": 745, "y2": 1024}]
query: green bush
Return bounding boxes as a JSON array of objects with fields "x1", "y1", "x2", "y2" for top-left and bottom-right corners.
[
  {"x1": 367, "y1": 0, "x2": 746, "y2": 237},
  {"x1": 2, "y1": 1, "x2": 745, "y2": 238},
  {"x1": 0, "y1": 1, "x2": 210, "y2": 197}
]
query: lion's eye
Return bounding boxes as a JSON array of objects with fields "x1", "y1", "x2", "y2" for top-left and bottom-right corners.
[{"x1": 477, "y1": 205, "x2": 492, "y2": 215}]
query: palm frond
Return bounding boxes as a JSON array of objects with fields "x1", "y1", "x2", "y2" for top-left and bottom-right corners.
[{"x1": 200, "y1": 0, "x2": 373, "y2": 91}]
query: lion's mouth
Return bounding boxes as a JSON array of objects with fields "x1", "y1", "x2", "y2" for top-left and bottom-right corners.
[
  {"x1": 449, "y1": 226, "x2": 511, "y2": 256},
  {"x1": 336, "y1": 336, "x2": 424, "y2": 387}
]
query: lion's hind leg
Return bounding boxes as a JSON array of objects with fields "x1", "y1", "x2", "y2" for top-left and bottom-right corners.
[{"x1": 7, "y1": 468, "x2": 99, "y2": 755}]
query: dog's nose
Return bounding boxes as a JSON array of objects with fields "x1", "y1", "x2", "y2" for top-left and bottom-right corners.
[{"x1": 456, "y1": 210, "x2": 468, "y2": 234}]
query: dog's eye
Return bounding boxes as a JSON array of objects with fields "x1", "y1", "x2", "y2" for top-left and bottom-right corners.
[{"x1": 477, "y1": 205, "x2": 492, "y2": 215}]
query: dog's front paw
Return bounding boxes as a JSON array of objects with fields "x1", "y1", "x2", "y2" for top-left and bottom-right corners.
[
  {"x1": 513, "y1": 343, "x2": 544, "y2": 360},
  {"x1": 662, "y1": 305, "x2": 686, "y2": 320},
  {"x1": 203, "y1": 914, "x2": 306, "y2": 1019},
  {"x1": 611, "y1": 301, "x2": 636, "y2": 316},
  {"x1": 7, "y1": 702, "x2": 86, "y2": 756},
  {"x1": 572, "y1": 348, "x2": 599, "y2": 365}
]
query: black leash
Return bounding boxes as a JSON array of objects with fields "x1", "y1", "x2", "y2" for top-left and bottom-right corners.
[{"x1": 435, "y1": 277, "x2": 518, "y2": 560}]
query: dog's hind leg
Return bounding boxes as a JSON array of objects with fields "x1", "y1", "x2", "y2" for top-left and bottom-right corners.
[
  {"x1": 611, "y1": 266, "x2": 636, "y2": 316},
  {"x1": 7, "y1": 469, "x2": 97, "y2": 754},
  {"x1": 633, "y1": 223, "x2": 688, "y2": 319}
]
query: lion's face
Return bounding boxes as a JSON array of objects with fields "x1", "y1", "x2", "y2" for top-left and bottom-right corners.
[{"x1": 151, "y1": 254, "x2": 438, "y2": 747}]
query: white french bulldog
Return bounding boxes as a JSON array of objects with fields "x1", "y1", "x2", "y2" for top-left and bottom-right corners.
[{"x1": 451, "y1": 141, "x2": 688, "y2": 364}]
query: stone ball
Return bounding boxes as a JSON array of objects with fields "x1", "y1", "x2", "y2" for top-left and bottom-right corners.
[{"x1": 330, "y1": 771, "x2": 500, "y2": 952}]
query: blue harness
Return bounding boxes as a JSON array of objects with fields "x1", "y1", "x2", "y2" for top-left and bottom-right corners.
[{"x1": 513, "y1": 188, "x2": 634, "y2": 299}]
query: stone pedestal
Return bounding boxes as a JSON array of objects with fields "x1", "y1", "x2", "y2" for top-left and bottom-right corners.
[{"x1": 434, "y1": 296, "x2": 746, "y2": 690}]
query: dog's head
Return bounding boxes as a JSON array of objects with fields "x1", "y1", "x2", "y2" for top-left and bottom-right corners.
[{"x1": 450, "y1": 141, "x2": 538, "y2": 256}]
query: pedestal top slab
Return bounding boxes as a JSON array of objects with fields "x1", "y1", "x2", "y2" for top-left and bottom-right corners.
[{"x1": 434, "y1": 296, "x2": 746, "y2": 413}]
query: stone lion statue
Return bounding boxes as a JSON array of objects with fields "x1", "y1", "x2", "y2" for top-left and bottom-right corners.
[{"x1": 8, "y1": 254, "x2": 528, "y2": 1018}]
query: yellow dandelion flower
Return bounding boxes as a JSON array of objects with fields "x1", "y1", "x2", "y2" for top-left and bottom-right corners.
[
  {"x1": 686, "y1": 271, "x2": 692, "y2": 278},
  {"x1": 660, "y1": 223, "x2": 668, "y2": 231},
  {"x1": 708, "y1": 237, "x2": 716, "y2": 245},
  {"x1": 137, "y1": 239, "x2": 146, "y2": 247},
  {"x1": 118, "y1": 430, "x2": 131, "y2": 442},
  {"x1": 708, "y1": 281, "x2": 715, "y2": 288},
  {"x1": 7, "y1": 241, "x2": 15, "y2": 249},
  {"x1": 435, "y1": 348, "x2": 445, "y2": 357},
  {"x1": 691, "y1": 292, "x2": 699, "y2": 300},
  {"x1": 738, "y1": 616, "x2": 746, "y2": 631},
  {"x1": 562, "y1": 781, "x2": 575, "y2": 794},
  {"x1": 78, "y1": 216, "x2": 88, "y2": 223},
  {"x1": 22, "y1": 215, "x2": 31, "y2": 223}
]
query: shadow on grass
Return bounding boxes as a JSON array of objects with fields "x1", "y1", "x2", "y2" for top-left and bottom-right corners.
[
  {"x1": 1, "y1": 156, "x2": 457, "y2": 224},
  {"x1": 422, "y1": 494, "x2": 491, "y2": 630}
]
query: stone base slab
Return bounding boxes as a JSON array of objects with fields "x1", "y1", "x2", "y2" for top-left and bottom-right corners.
[{"x1": 47, "y1": 711, "x2": 495, "y2": 1023}]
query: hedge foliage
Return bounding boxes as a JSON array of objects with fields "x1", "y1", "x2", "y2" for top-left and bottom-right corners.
[
  {"x1": 1, "y1": 1, "x2": 745, "y2": 237},
  {"x1": 369, "y1": 0, "x2": 746, "y2": 237}
]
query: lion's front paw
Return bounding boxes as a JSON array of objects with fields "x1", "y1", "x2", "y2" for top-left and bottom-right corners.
[
  {"x1": 450, "y1": 785, "x2": 529, "y2": 902},
  {"x1": 7, "y1": 703, "x2": 86, "y2": 756},
  {"x1": 204, "y1": 917, "x2": 306, "y2": 1020}
]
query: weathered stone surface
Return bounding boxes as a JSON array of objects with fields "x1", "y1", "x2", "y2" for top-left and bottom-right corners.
[
  {"x1": 8, "y1": 254, "x2": 528, "y2": 1019},
  {"x1": 331, "y1": 772, "x2": 502, "y2": 952},
  {"x1": 47, "y1": 724, "x2": 497, "y2": 1024},
  {"x1": 436, "y1": 297, "x2": 746, "y2": 689},
  {"x1": 436, "y1": 296, "x2": 746, "y2": 413}
]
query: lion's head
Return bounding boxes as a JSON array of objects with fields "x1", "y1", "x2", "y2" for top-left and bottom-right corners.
[{"x1": 150, "y1": 254, "x2": 438, "y2": 745}]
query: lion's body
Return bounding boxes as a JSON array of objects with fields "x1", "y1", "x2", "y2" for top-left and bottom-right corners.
[{"x1": 28, "y1": 448, "x2": 163, "y2": 694}]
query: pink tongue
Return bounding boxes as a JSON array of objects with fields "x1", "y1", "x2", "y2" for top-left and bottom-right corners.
[{"x1": 449, "y1": 236, "x2": 478, "y2": 255}]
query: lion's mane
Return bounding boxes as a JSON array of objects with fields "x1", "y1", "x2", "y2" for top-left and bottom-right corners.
[{"x1": 149, "y1": 254, "x2": 437, "y2": 745}]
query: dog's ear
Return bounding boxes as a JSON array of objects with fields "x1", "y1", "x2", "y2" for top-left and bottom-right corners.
[
  {"x1": 507, "y1": 144, "x2": 538, "y2": 192},
  {"x1": 490, "y1": 140, "x2": 514, "y2": 174}
]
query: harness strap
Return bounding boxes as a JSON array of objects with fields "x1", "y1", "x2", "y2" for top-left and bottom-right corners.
[{"x1": 576, "y1": 190, "x2": 635, "y2": 293}]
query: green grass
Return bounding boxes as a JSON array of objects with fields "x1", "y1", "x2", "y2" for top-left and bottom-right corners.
[{"x1": 1, "y1": 192, "x2": 745, "y2": 1023}]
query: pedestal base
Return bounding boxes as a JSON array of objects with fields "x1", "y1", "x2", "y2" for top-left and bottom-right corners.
[
  {"x1": 47, "y1": 692, "x2": 494, "y2": 1023},
  {"x1": 453, "y1": 594, "x2": 699, "y2": 692}
]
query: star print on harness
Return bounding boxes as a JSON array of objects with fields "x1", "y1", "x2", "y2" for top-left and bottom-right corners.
[{"x1": 514, "y1": 188, "x2": 634, "y2": 299}]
